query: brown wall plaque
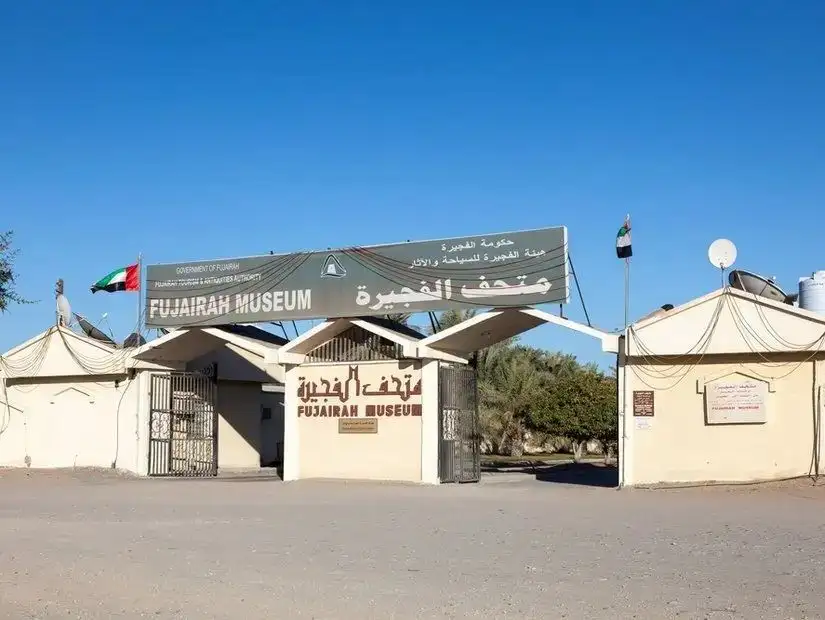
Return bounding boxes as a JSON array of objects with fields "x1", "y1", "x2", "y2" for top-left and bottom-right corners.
[
  {"x1": 633, "y1": 390, "x2": 655, "y2": 417},
  {"x1": 339, "y1": 418, "x2": 378, "y2": 434}
]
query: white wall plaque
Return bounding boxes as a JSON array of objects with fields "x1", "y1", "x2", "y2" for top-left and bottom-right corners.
[
  {"x1": 705, "y1": 378, "x2": 767, "y2": 424},
  {"x1": 635, "y1": 417, "x2": 652, "y2": 430}
]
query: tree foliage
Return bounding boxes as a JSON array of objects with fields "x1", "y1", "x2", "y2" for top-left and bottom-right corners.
[
  {"x1": 431, "y1": 308, "x2": 477, "y2": 333},
  {"x1": 532, "y1": 367, "x2": 617, "y2": 460},
  {"x1": 0, "y1": 231, "x2": 32, "y2": 312},
  {"x1": 384, "y1": 313, "x2": 411, "y2": 325}
]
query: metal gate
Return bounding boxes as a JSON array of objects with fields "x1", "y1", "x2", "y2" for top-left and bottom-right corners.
[
  {"x1": 148, "y1": 371, "x2": 218, "y2": 477},
  {"x1": 438, "y1": 364, "x2": 481, "y2": 483}
]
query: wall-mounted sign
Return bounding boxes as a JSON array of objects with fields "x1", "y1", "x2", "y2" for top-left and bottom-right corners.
[
  {"x1": 339, "y1": 418, "x2": 378, "y2": 434},
  {"x1": 705, "y1": 379, "x2": 767, "y2": 424},
  {"x1": 296, "y1": 362, "x2": 422, "y2": 419},
  {"x1": 145, "y1": 226, "x2": 568, "y2": 327},
  {"x1": 634, "y1": 418, "x2": 652, "y2": 431},
  {"x1": 633, "y1": 390, "x2": 655, "y2": 417}
]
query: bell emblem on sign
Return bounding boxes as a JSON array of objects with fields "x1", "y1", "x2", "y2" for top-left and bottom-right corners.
[{"x1": 321, "y1": 254, "x2": 346, "y2": 278}]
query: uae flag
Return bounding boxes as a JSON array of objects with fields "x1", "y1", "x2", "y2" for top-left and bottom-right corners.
[
  {"x1": 91, "y1": 264, "x2": 140, "y2": 294},
  {"x1": 616, "y1": 218, "x2": 632, "y2": 259}
]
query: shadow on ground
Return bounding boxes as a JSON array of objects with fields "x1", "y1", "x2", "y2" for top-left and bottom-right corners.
[{"x1": 482, "y1": 461, "x2": 618, "y2": 487}]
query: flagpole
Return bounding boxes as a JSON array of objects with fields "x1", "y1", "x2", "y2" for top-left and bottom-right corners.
[
  {"x1": 620, "y1": 213, "x2": 630, "y2": 488},
  {"x1": 137, "y1": 253, "x2": 143, "y2": 335},
  {"x1": 623, "y1": 213, "x2": 631, "y2": 330},
  {"x1": 624, "y1": 259, "x2": 630, "y2": 330}
]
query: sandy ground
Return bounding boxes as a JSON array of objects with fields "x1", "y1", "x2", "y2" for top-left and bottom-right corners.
[{"x1": 1, "y1": 466, "x2": 825, "y2": 619}]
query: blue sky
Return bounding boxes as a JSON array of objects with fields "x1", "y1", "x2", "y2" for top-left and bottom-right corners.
[{"x1": 2, "y1": 1, "x2": 824, "y2": 365}]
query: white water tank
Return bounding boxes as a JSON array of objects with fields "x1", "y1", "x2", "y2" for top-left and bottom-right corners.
[{"x1": 798, "y1": 271, "x2": 825, "y2": 314}]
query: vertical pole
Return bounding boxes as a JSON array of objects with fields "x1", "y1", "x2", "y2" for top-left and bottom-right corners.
[
  {"x1": 619, "y1": 215, "x2": 631, "y2": 489},
  {"x1": 137, "y1": 253, "x2": 143, "y2": 335},
  {"x1": 619, "y1": 326, "x2": 628, "y2": 488},
  {"x1": 623, "y1": 256, "x2": 630, "y2": 331}
]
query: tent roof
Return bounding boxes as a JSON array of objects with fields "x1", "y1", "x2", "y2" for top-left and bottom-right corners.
[
  {"x1": 633, "y1": 286, "x2": 825, "y2": 330},
  {"x1": 627, "y1": 287, "x2": 825, "y2": 357},
  {"x1": 2, "y1": 325, "x2": 117, "y2": 360},
  {"x1": 1, "y1": 326, "x2": 127, "y2": 380}
]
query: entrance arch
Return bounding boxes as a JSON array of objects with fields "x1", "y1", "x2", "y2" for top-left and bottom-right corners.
[{"x1": 273, "y1": 309, "x2": 618, "y2": 485}]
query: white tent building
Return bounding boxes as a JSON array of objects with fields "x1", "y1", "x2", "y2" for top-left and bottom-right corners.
[{"x1": 0, "y1": 324, "x2": 287, "y2": 476}]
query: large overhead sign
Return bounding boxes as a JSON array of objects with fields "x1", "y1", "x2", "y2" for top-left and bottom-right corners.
[{"x1": 145, "y1": 226, "x2": 568, "y2": 328}]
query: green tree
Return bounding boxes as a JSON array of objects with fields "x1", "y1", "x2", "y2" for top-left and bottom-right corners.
[
  {"x1": 427, "y1": 308, "x2": 477, "y2": 334},
  {"x1": 0, "y1": 231, "x2": 32, "y2": 312},
  {"x1": 532, "y1": 367, "x2": 617, "y2": 461},
  {"x1": 425, "y1": 308, "x2": 618, "y2": 460},
  {"x1": 477, "y1": 345, "x2": 555, "y2": 456},
  {"x1": 591, "y1": 372, "x2": 619, "y2": 462}
]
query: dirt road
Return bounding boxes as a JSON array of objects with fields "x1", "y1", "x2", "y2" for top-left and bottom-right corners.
[{"x1": 1, "y1": 467, "x2": 823, "y2": 619}]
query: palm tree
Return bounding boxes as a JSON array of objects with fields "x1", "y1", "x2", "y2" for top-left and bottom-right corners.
[
  {"x1": 384, "y1": 313, "x2": 411, "y2": 325},
  {"x1": 429, "y1": 308, "x2": 477, "y2": 334},
  {"x1": 476, "y1": 346, "x2": 554, "y2": 456}
]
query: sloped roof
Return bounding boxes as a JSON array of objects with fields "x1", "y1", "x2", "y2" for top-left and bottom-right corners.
[
  {"x1": 1, "y1": 326, "x2": 126, "y2": 379},
  {"x1": 633, "y1": 286, "x2": 825, "y2": 330},
  {"x1": 418, "y1": 307, "x2": 618, "y2": 356},
  {"x1": 131, "y1": 325, "x2": 286, "y2": 364},
  {"x1": 274, "y1": 316, "x2": 459, "y2": 365},
  {"x1": 214, "y1": 324, "x2": 289, "y2": 347},
  {"x1": 627, "y1": 287, "x2": 825, "y2": 357},
  {"x1": 357, "y1": 316, "x2": 426, "y2": 341},
  {"x1": 2, "y1": 325, "x2": 117, "y2": 359}
]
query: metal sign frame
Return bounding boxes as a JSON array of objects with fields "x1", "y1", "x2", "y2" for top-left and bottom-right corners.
[{"x1": 146, "y1": 226, "x2": 569, "y2": 327}]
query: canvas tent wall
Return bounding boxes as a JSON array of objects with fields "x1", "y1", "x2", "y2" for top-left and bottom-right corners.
[
  {"x1": 619, "y1": 287, "x2": 825, "y2": 487},
  {"x1": 0, "y1": 327, "x2": 144, "y2": 473}
]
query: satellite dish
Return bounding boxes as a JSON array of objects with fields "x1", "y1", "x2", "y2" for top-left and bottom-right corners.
[
  {"x1": 56, "y1": 294, "x2": 72, "y2": 327},
  {"x1": 74, "y1": 313, "x2": 117, "y2": 346},
  {"x1": 729, "y1": 270, "x2": 790, "y2": 303},
  {"x1": 122, "y1": 332, "x2": 147, "y2": 348},
  {"x1": 708, "y1": 239, "x2": 737, "y2": 269}
]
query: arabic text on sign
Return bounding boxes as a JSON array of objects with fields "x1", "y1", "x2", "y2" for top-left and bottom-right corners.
[
  {"x1": 355, "y1": 275, "x2": 552, "y2": 310},
  {"x1": 409, "y1": 245, "x2": 548, "y2": 269},
  {"x1": 705, "y1": 379, "x2": 767, "y2": 424},
  {"x1": 632, "y1": 391, "x2": 654, "y2": 417},
  {"x1": 297, "y1": 365, "x2": 422, "y2": 404}
]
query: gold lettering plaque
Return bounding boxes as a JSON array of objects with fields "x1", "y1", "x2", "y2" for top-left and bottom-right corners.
[{"x1": 339, "y1": 418, "x2": 378, "y2": 434}]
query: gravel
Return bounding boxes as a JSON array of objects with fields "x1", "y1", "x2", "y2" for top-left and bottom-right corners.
[{"x1": 1, "y1": 466, "x2": 824, "y2": 619}]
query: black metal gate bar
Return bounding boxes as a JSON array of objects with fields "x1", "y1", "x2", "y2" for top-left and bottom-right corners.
[
  {"x1": 438, "y1": 364, "x2": 481, "y2": 483},
  {"x1": 148, "y1": 372, "x2": 218, "y2": 477}
]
